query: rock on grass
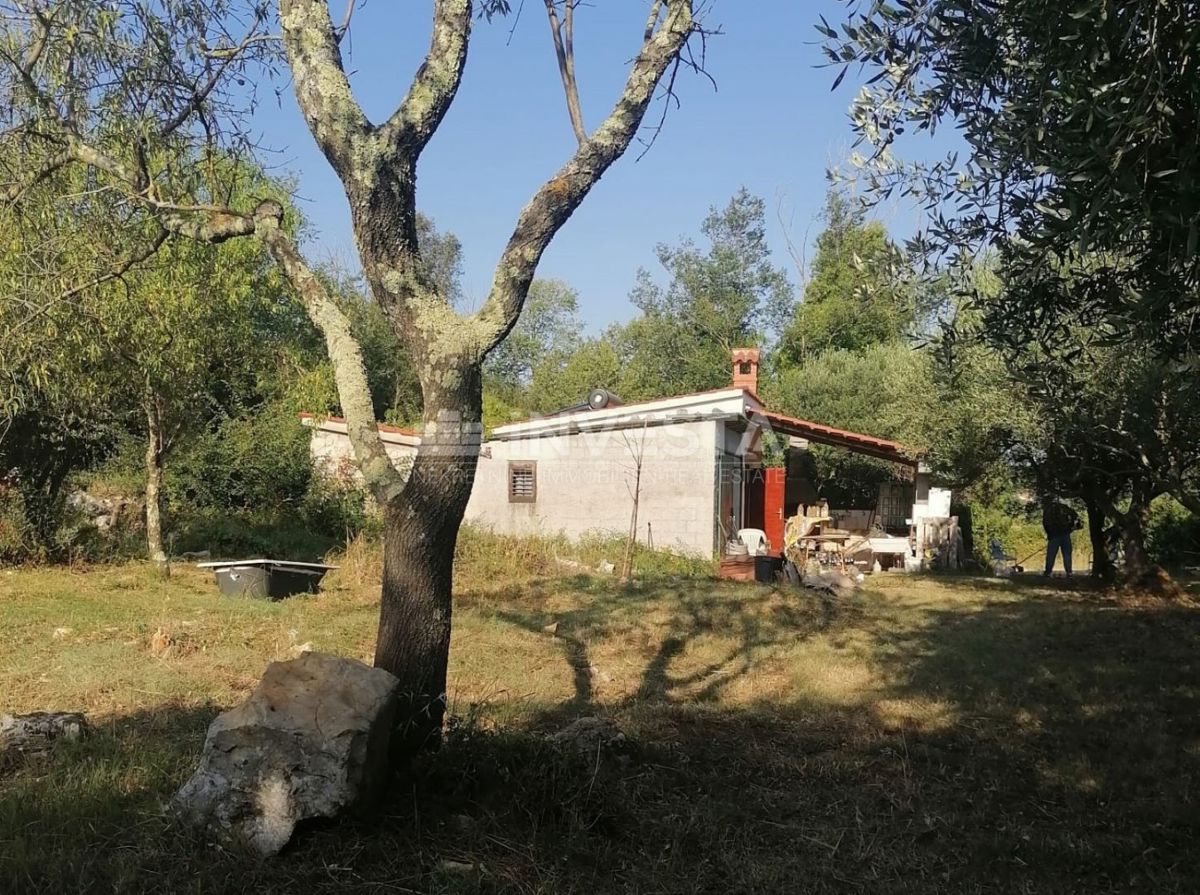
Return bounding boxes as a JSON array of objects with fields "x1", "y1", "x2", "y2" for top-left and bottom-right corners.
[{"x1": 172, "y1": 652, "x2": 400, "y2": 857}]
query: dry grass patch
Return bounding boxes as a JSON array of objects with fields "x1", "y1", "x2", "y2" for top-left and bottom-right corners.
[{"x1": 2, "y1": 544, "x2": 1200, "y2": 893}]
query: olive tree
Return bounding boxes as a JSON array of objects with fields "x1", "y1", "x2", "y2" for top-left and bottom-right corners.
[
  {"x1": 1, "y1": 0, "x2": 708, "y2": 750},
  {"x1": 823, "y1": 0, "x2": 1200, "y2": 359}
]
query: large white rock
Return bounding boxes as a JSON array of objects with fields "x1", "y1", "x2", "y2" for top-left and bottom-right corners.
[{"x1": 172, "y1": 652, "x2": 400, "y2": 856}]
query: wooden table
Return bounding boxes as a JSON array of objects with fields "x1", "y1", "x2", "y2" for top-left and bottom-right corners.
[{"x1": 797, "y1": 529, "x2": 852, "y2": 571}]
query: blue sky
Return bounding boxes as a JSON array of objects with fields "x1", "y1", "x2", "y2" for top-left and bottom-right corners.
[{"x1": 250, "y1": 1, "x2": 928, "y2": 331}]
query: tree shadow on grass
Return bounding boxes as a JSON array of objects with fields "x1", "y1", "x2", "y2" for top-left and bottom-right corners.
[
  {"x1": 7, "y1": 578, "x2": 1200, "y2": 893},
  {"x1": 0, "y1": 702, "x2": 222, "y2": 892},
  {"x1": 487, "y1": 576, "x2": 853, "y2": 725},
  {"x1": 859, "y1": 589, "x2": 1200, "y2": 892},
  {"x1": 456, "y1": 575, "x2": 1200, "y2": 893}
]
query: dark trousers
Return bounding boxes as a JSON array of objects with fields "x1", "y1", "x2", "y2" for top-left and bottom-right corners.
[{"x1": 1045, "y1": 533, "x2": 1073, "y2": 575}]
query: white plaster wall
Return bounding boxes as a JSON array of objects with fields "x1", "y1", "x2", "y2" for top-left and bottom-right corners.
[
  {"x1": 310, "y1": 428, "x2": 416, "y2": 486},
  {"x1": 464, "y1": 419, "x2": 719, "y2": 556}
]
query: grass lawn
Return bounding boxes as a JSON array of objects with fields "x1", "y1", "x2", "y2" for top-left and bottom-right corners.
[{"x1": 2, "y1": 543, "x2": 1199, "y2": 894}]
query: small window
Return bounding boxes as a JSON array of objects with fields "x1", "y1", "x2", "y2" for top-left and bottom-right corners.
[
  {"x1": 508, "y1": 461, "x2": 537, "y2": 503},
  {"x1": 739, "y1": 360, "x2": 753, "y2": 375}
]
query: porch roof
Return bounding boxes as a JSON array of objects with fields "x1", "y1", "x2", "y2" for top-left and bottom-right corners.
[{"x1": 757, "y1": 410, "x2": 917, "y2": 469}]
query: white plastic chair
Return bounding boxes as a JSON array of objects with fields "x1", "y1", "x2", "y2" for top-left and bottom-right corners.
[{"x1": 738, "y1": 528, "x2": 769, "y2": 555}]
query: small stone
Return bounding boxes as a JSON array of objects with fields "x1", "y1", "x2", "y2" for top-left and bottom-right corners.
[
  {"x1": 549, "y1": 716, "x2": 626, "y2": 755},
  {"x1": 541, "y1": 622, "x2": 559, "y2": 636},
  {"x1": 1, "y1": 712, "x2": 89, "y2": 763},
  {"x1": 585, "y1": 665, "x2": 613, "y2": 684},
  {"x1": 439, "y1": 859, "x2": 475, "y2": 874},
  {"x1": 51, "y1": 627, "x2": 72, "y2": 639}
]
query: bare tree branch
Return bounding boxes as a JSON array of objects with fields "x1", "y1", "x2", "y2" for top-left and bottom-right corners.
[
  {"x1": 164, "y1": 9, "x2": 271, "y2": 138},
  {"x1": 472, "y1": 0, "x2": 698, "y2": 353},
  {"x1": 543, "y1": 0, "x2": 587, "y2": 145},
  {"x1": 20, "y1": 5, "x2": 52, "y2": 76},
  {"x1": 335, "y1": 0, "x2": 357, "y2": 42},
  {"x1": 644, "y1": 0, "x2": 665, "y2": 41}
]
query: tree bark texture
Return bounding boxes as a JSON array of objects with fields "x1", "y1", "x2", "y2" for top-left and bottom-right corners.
[
  {"x1": 1118, "y1": 494, "x2": 1156, "y2": 585},
  {"x1": 280, "y1": 0, "x2": 697, "y2": 759},
  {"x1": 375, "y1": 364, "x2": 483, "y2": 753},
  {"x1": 1083, "y1": 493, "x2": 1115, "y2": 582},
  {"x1": 1099, "y1": 482, "x2": 1166, "y2": 588},
  {"x1": 144, "y1": 393, "x2": 169, "y2": 577}
]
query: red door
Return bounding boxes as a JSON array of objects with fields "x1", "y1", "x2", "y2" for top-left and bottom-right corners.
[{"x1": 763, "y1": 467, "x2": 786, "y2": 556}]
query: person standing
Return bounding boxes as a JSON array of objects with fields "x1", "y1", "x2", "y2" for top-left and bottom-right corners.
[{"x1": 1042, "y1": 499, "x2": 1081, "y2": 577}]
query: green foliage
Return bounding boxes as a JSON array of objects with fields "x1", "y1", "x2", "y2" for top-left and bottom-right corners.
[
  {"x1": 964, "y1": 499, "x2": 1050, "y2": 570},
  {"x1": 481, "y1": 388, "x2": 526, "y2": 434},
  {"x1": 610, "y1": 189, "x2": 794, "y2": 401},
  {"x1": 779, "y1": 190, "x2": 925, "y2": 364},
  {"x1": 0, "y1": 152, "x2": 306, "y2": 559},
  {"x1": 486, "y1": 279, "x2": 583, "y2": 393},
  {"x1": 968, "y1": 264, "x2": 1200, "y2": 520},
  {"x1": 452, "y1": 525, "x2": 715, "y2": 583},
  {"x1": 828, "y1": 0, "x2": 1200, "y2": 358},
  {"x1": 1146, "y1": 498, "x2": 1200, "y2": 570},
  {"x1": 337, "y1": 287, "x2": 421, "y2": 426},
  {"x1": 167, "y1": 402, "x2": 310, "y2": 514},
  {"x1": 159, "y1": 367, "x2": 373, "y2": 558},
  {"x1": 766, "y1": 343, "x2": 936, "y2": 505},
  {"x1": 769, "y1": 343, "x2": 935, "y2": 451},
  {"x1": 527, "y1": 339, "x2": 622, "y2": 414},
  {"x1": 0, "y1": 484, "x2": 35, "y2": 564},
  {"x1": 416, "y1": 213, "x2": 466, "y2": 309},
  {"x1": 0, "y1": 403, "x2": 121, "y2": 551}
]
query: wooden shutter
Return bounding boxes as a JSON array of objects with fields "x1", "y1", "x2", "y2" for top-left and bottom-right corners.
[{"x1": 508, "y1": 462, "x2": 537, "y2": 503}]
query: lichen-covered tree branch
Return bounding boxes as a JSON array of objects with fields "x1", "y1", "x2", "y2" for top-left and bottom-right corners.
[
  {"x1": 475, "y1": 0, "x2": 697, "y2": 353},
  {"x1": 0, "y1": 0, "x2": 707, "y2": 758}
]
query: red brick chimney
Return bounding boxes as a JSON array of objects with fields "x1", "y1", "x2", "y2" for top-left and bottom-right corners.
[{"x1": 732, "y1": 347, "x2": 760, "y2": 394}]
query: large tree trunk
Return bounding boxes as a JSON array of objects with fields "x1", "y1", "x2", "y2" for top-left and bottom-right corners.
[
  {"x1": 1084, "y1": 492, "x2": 1115, "y2": 582},
  {"x1": 1117, "y1": 486, "x2": 1158, "y2": 587},
  {"x1": 373, "y1": 362, "x2": 483, "y2": 756},
  {"x1": 144, "y1": 394, "x2": 169, "y2": 577},
  {"x1": 265, "y1": 0, "x2": 701, "y2": 766}
]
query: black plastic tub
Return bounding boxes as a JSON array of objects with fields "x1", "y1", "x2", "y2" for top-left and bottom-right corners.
[
  {"x1": 754, "y1": 554, "x2": 785, "y2": 583},
  {"x1": 196, "y1": 559, "x2": 337, "y2": 600}
]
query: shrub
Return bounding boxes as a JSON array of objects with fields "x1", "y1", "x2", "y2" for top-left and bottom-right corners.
[
  {"x1": 0, "y1": 483, "x2": 35, "y2": 564},
  {"x1": 166, "y1": 400, "x2": 312, "y2": 513},
  {"x1": 330, "y1": 525, "x2": 715, "y2": 589},
  {"x1": 299, "y1": 475, "x2": 379, "y2": 543},
  {"x1": 1146, "y1": 498, "x2": 1200, "y2": 570},
  {"x1": 167, "y1": 508, "x2": 336, "y2": 560}
]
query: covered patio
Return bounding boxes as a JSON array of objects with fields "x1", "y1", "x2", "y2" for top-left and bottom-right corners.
[{"x1": 727, "y1": 410, "x2": 952, "y2": 579}]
